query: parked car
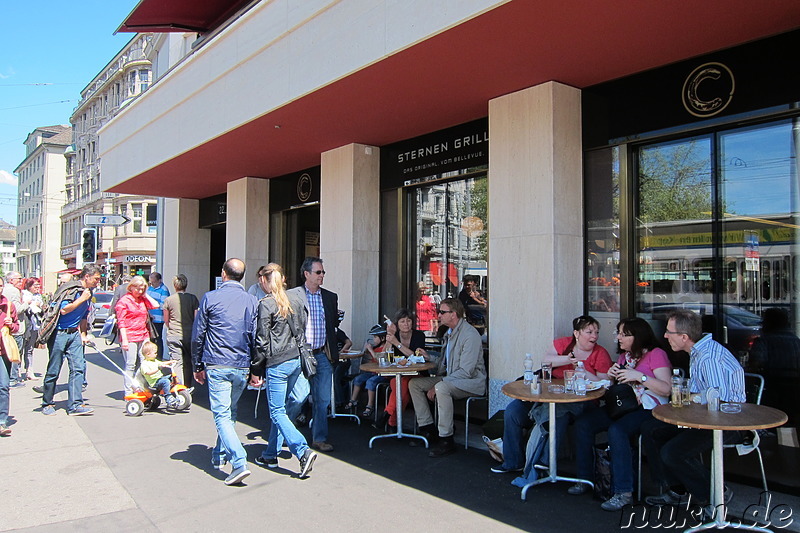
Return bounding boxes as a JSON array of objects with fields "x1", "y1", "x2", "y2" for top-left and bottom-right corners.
[{"x1": 91, "y1": 291, "x2": 114, "y2": 326}]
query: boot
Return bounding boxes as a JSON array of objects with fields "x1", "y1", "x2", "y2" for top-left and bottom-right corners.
[
  {"x1": 429, "y1": 435, "x2": 456, "y2": 458},
  {"x1": 410, "y1": 423, "x2": 438, "y2": 447}
]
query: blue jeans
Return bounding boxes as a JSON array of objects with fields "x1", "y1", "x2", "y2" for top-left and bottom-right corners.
[
  {"x1": 287, "y1": 373, "x2": 310, "y2": 421},
  {"x1": 574, "y1": 404, "x2": 653, "y2": 494},
  {"x1": 0, "y1": 357, "x2": 10, "y2": 425},
  {"x1": 501, "y1": 399, "x2": 534, "y2": 470},
  {"x1": 42, "y1": 330, "x2": 87, "y2": 412},
  {"x1": 262, "y1": 357, "x2": 309, "y2": 460},
  {"x1": 207, "y1": 367, "x2": 249, "y2": 470},
  {"x1": 333, "y1": 360, "x2": 351, "y2": 406},
  {"x1": 310, "y1": 352, "x2": 333, "y2": 443},
  {"x1": 154, "y1": 376, "x2": 172, "y2": 396}
]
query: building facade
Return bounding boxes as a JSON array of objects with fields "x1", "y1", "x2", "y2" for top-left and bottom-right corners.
[
  {"x1": 99, "y1": 1, "x2": 800, "y2": 476},
  {"x1": 62, "y1": 33, "x2": 158, "y2": 288},
  {"x1": 15, "y1": 125, "x2": 71, "y2": 293},
  {"x1": 0, "y1": 222, "x2": 17, "y2": 276}
]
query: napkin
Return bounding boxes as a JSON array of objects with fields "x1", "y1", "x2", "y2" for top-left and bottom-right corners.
[{"x1": 407, "y1": 355, "x2": 425, "y2": 364}]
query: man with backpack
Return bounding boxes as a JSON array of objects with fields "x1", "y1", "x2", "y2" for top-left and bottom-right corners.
[{"x1": 38, "y1": 265, "x2": 102, "y2": 416}]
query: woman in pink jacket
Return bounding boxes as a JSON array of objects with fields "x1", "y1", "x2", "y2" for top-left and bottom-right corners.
[{"x1": 115, "y1": 276, "x2": 157, "y2": 394}]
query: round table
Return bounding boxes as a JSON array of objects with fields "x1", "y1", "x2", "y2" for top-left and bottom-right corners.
[
  {"x1": 360, "y1": 361, "x2": 435, "y2": 448},
  {"x1": 502, "y1": 379, "x2": 605, "y2": 501},
  {"x1": 652, "y1": 403, "x2": 787, "y2": 532}
]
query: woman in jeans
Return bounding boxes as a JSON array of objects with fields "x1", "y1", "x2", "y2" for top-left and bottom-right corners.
[
  {"x1": 115, "y1": 276, "x2": 158, "y2": 394},
  {"x1": 250, "y1": 263, "x2": 317, "y2": 478},
  {"x1": 0, "y1": 276, "x2": 20, "y2": 436},
  {"x1": 570, "y1": 317, "x2": 672, "y2": 511}
]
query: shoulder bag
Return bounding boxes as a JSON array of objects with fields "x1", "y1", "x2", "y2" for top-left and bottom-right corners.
[
  {"x1": 286, "y1": 313, "x2": 316, "y2": 379},
  {"x1": 603, "y1": 382, "x2": 641, "y2": 420},
  {"x1": 1, "y1": 325, "x2": 20, "y2": 364}
]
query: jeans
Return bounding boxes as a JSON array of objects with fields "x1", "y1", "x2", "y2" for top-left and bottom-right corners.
[
  {"x1": 262, "y1": 357, "x2": 309, "y2": 460},
  {"x1": 501, "y1": 399, "x2": 535, "y2": 469},
  {"x1": 0, "y1": 356, "x2": 10, "y2": 425},
  {"x1": 309, "y1": 352, "x2": 333, "y2": 443},
  {"x1": 154, "y1": 376, "x2": 172, "y2": 396},
  {"x1": 287, "y1": 373, "x2": 310, "y2": 422},
  {"x1": 333, "y1": 360, "x2": 351, "y2": 406},
  {"x1": 574, "y1": 404, "x2": 653, "y2": 495},
  {"x1": 353, "y1": 372, "x2": 388, "y2": 390},
  {"x1": 124, "y1": 341, "x2": 145, "y2": 393},
  {"x1": 42, "y1": 330, "x2": 87, "y2": 412},
  {"x1": 22, "y1": 329, "x2": 37, "y2": 377},
  {"x1": 207, "y1": 367, "x2": 249, "y2": 470}
]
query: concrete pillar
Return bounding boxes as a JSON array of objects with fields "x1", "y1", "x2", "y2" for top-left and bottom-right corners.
[
  {"x1": 162, "y1": 198, "x2": 211, "y2": 296},
  {"x1": 226, "y1": 177, "x2": 270, "y2": 288},
  {"x1": 320, "y1": 143, "x2": 380, "y2": 346},
  {"x1": 487, "y1": 81, "x2": 583, "y2": 412}
]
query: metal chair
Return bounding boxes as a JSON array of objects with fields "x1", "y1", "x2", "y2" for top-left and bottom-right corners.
[
  {"x1": 464, "y1": 395, "x2": 488, "y2": 449},
  {"x1": 722, "y1": 372, "x2": 767, "y2": 491}
]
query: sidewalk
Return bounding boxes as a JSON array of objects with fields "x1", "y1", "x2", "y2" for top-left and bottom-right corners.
[{"x1": 2, "y1": 344, "x2": 798, "y2": 532}]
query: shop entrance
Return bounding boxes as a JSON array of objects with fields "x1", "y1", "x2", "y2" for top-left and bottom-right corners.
[{"x1": 272, "y1": 205, "x2": 320, "y2": 288}]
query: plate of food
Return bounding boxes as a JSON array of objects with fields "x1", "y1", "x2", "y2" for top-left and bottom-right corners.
[{"x1": 585, "y1": 381, "x2": 604, "y2": 391}]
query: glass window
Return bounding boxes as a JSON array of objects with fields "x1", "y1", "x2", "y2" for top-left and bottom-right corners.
[
  {"x1": 586, "y1": 147, "x2": 620, "y2": 316},
  {"x1": 132, "y1": 203, "x2": 142, "y2": 233}
]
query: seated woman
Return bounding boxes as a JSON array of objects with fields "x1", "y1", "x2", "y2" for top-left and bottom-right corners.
[
  {"x1": 492, "y1": 315, "x2": 613, "y2": 474},
  {"x1": 570, "y1": 317, "x2": 672, "y2": 511},
  {"x1": 344, "y1": 324, "x2": 388, "y2": 418},
  {"x1": 378, "y1": 308, "x2": 428, "y2": 432}
]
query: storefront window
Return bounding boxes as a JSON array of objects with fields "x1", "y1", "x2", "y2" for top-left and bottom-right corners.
[{"x1": 408, "y1": 174, "x2": 487, "y2": 336}]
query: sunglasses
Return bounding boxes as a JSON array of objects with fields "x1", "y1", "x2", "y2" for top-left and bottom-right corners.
[
  {"x1": 311, "y1": 270, "x2": 326, "y2": 275},
  {"x1": 437, "y1": 309, "x2": 453, "y2": 315}
]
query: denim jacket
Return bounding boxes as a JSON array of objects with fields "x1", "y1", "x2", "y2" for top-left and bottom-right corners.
[{"x1": 191, "y1": 281, "x2": 258, "y2": 370}]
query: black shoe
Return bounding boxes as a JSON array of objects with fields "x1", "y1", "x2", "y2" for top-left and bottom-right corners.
[
  {"x1": 255, "y1": 456, "x2": 278, "y2": 468},
  {"x1": 429, "y1": 436, "x2": 456, "y2": 458},
  {"x1": 491, "y1": 464, "x2": 523, "y2": 474},
  {"x1": 410, "y1": 424, "x2": 437, "y2": 447},
  {"x1": 372, "y1": 411, "x2": 390, "y2": 431},
  {"x1": 385, "y1": 424, "x2": 397, "y2": 434}
]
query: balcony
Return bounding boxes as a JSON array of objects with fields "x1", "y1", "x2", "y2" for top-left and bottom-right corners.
[{"x1": 61, "y1": 191, "x2": 118, "y2": 216}]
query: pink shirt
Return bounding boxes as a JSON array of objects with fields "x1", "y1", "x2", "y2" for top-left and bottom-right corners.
[{"x1": 115, "y1": 293, "x2": 153, "y2": 343}]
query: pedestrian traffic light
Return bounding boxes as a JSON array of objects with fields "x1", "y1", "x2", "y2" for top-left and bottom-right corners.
[{"x1": 81, "y1": 227, "x2": 97, "y2": 264}]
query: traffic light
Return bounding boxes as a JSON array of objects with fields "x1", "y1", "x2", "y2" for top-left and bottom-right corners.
[{"x1": 81, "y1": 227, "x2": 97, "y2": 264}]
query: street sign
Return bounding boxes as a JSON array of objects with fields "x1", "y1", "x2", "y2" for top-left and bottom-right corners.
[{"x1": 83, "y1": 213, "x2": 131, "y2": 226}]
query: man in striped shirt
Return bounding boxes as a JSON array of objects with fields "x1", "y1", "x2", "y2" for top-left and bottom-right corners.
[{"x1": 642, "y1": 309, "x2": 745, "y2": 508}]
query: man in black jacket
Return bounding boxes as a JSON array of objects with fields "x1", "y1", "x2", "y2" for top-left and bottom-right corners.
[{"x1": 288, "y1": 257, "x2": 339, "y2": 452}]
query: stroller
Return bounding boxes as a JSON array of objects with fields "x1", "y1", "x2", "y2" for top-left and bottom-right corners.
[{"x1": 124, "y1": 367, "x2": 193, "y2": 417}]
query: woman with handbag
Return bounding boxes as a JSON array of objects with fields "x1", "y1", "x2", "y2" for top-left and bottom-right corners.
[
  {"x1": 0, "y1": 276, "x2": 20, "y2": 436},
  {"x1": 21, "y1": 278, "x2": 43, "y2": 381},
  {"x1": 570, "y1": 317, "x2": 672, "y2": 511},
  {"x1": 250, "y1": 263, "x2": 317, "y2": 478},
  {"x1": 115, "y1": 276, "x2": 159, "y2": 395}
]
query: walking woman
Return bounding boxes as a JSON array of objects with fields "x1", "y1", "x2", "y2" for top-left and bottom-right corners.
[
  {"x1": 0, "y1": 276, "x2": 20, "y2": 436},
  {"x1": 115, "y1": 276, "x2": 158, "y2": 394},
  {"x1": 250, "y1": 263, "x2": 317, "y2": 478}
]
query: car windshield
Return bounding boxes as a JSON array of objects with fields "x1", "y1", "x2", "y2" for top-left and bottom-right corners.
[
  {"x1": 725, "y1": 306, "x2": 762, "y2": 327},
  {"x1": 93, "y1": 293, "x2": 113, "y2": 303}
]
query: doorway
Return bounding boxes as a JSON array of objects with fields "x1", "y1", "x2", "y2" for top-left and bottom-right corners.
[{"x1": 272, "y1": 205, "x2": 320, "y2": 288}]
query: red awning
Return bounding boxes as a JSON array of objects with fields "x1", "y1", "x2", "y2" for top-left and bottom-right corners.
[
  {"x1": 429, "y1": 262, "x2": 459, "y2": 287},
  {"x1": 56, "y1": 269, "x2": 81, "y2": 275},
  {"x1": 117, "y1": 0, "x2": 254, "y2": 33}
]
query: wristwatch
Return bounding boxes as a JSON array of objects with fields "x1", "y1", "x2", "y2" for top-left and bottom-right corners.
[{"x1": 640, "y1": 374, "x2": 648, "y2": 383}]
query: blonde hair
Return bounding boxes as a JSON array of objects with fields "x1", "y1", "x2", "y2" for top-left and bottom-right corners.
[
  {"x1": 127, "y1": 275, "x2": 148, "y2": 293},
  {"x1": 261, "y1": 263, "x2": 294, "y2": 318},
  {"x1": 141, "y1": 341, "x2": 158, "y2": 359}
]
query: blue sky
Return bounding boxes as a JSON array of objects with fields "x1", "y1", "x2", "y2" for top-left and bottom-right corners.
[{"x1": 0, "y1": 1, "x2": 139, "y2": 225}]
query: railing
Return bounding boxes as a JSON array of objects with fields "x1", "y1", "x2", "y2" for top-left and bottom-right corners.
[{"x1": 61, "y1": 191, "x2": 118, "y2": 215}]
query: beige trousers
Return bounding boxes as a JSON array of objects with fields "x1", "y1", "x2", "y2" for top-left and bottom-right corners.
[{"x1": 409, "y1": 376, "x2": 473, "y2": 438}]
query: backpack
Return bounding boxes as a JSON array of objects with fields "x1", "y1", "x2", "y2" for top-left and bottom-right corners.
[{"x1": 37, "y1": 282, "x2": 83, "y2": 346}]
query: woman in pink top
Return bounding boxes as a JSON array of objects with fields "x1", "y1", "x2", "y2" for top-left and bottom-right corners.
[{"x1": 115, "y1": 276, "x2": 157, "y2": 394}]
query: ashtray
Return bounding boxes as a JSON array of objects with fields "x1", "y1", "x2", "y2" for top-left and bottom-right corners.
[
  {"x1": 548, "y1": 384, "x2": 565, "y2": 394},
  {"x1": 720, "y1": 403, "x2": 742, "y2": 413}
]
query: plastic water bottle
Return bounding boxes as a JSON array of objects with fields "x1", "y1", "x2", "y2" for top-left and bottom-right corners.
[
  {"x1": 523, "y1": 353, "x2": 534, "y2": 385},
  {"x1": 575, "y1": 361, "x2": 587, "y2": 396},
  {"x1": 671, "y1": 369, "x2": 683, "y2": 408}
]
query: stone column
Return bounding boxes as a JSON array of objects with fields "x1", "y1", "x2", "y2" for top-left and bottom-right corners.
[
  {"x1": 320, "y1": 144, "x2": 380, "y2": 346},
  {"x1": 226, "y1": 177, "x2": 270, "y2": 288},
  {"x1": 487, "y1": 81, "x2": 583, "y2": 412},
  {"x1": 162, "y1": 198, "x2": 211, "y2": 295}
]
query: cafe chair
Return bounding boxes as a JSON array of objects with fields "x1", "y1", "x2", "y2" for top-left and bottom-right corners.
[
  {"x1": 722, "y1": 372, "x2": 767, "y2": 492},
  {"x1": 464, "y1": 395, "x2": 488, "y2": 449}
]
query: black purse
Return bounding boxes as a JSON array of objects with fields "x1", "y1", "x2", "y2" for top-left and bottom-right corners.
[
  {"x1": 287, "y1": 315, "x2": 317, "y2": 379},
  {"x1": 603, "y1": 383, "x2": 641, "y2": 420}
]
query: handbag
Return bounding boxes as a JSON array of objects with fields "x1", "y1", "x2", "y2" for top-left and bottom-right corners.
[
  {"x1": 145, "y1": 313, "x2": 158, "y2": 341},
  {"x1": 1, "y1": 325, "x2": 20, "y2": 364},
  {"x1": 603, "y1": 382, "x2": 641, "y2": 420},
  {"x1": 286, "y1": 315, "x2": 317, "y2": 379},
  {"x1": 100, "y1": 315, "x2": 117, "y2": 339}
]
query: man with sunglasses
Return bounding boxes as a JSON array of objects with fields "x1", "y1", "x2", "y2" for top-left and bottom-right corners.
[
  {"x1": 288, "y1": 257, "x2": 339, "y2": 452},
  {"x1": 409, "y1": 298, "x2": 486, "y2": 457}
]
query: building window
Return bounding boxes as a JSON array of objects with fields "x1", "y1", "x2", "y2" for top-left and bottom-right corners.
[{"x1": 132, "y1": 203, "x2": 143, "y2": 233}]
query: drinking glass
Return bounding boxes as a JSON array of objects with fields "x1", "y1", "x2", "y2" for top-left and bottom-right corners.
[
  {"x1": 681, "y1": 379, "x2": 691, "y2": 406},
  {"x1": 564, "y1": 370, "x2": 576, "y2": 393},
  {"x1": 541, "y1": 362, "x2": 553, "y2": 383}
]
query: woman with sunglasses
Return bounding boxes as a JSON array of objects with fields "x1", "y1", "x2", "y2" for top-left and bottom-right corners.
[
  {"x1": 570, "y1": 317, "x2": 672, "y2": 511},
  {"x1": 492, "y1": 315, "x2": 613, "y2": 475}
]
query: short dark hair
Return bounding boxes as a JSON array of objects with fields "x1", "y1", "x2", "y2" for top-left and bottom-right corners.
[
  {"x1": 616, "y1": 317, "x2": 661, "y2": 360},
  {"x1": 439, "y1": 297, "x2": 465, "y2": 319},
  {"x1": 393, "y1": 307, "x2": 417, "y2": 328},
  {"x1": 300, "y1": 256, "x2": 323, "y2": 279},
  {"x1": 222, "y1": 258, "x2": 246, "y2": 282},
  {"x1": 667, "y1": 310, "x2": 703, "y2": 342},
  {"x1": 80, "y1": 265, "x2": 101, "y2": 279},
  {"x1": 572, "y1": 315, "x2": 599, "y2": 332},
  {"x1": 149, "y1": 272, "x2": 162, "y2": 281}
]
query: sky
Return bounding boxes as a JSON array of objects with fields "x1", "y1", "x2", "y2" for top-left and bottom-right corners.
[{"x1": 0, "y1": 1, "x2": 140, "y2": 225}]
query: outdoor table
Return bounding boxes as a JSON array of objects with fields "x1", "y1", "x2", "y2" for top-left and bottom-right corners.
[
  {"x1": 652, "y1": 402, "x2": 787, "y2": 532},
  {"x1": 360, "y1": 361, "x2": 435, "y2": 448},
  {"x1": 330, "y1": 351, "x2": 364, "y2": 425},
  {"x1": 502, "y1": 379, "x2": 605, "y2": 501}
]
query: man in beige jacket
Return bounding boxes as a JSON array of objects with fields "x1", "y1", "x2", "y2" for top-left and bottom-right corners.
[{"x1": 409, "y1": 297, "x2": 486, "y2": 457}]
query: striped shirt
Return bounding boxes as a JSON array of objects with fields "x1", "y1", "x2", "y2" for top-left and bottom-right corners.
[
  {"x1": 689, "y1": 334, "x2": 746, "y2": 403},
  {"x1": 305, "y1": 287, "x2": 326, "y2": 350}
]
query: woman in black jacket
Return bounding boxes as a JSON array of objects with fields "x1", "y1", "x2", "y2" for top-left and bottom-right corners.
[{"x1": 250, "y1": 263, "x2": 317, "y2": 478}]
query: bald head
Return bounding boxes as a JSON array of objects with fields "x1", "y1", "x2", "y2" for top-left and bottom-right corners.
[{"x1": 222, "y1": 258, "x2": 246, "y2": 282}]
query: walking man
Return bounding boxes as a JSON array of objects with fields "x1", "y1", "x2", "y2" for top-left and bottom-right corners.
[
  {"x1": 41, "y1": 265, "x2": 101, "y2": 416},
  {"x1": 288, "y1": 257, "x2": 339, "y2": 452},
  {"x1": 192, "y1": 258, "x2": 258, "y2": 485}
]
